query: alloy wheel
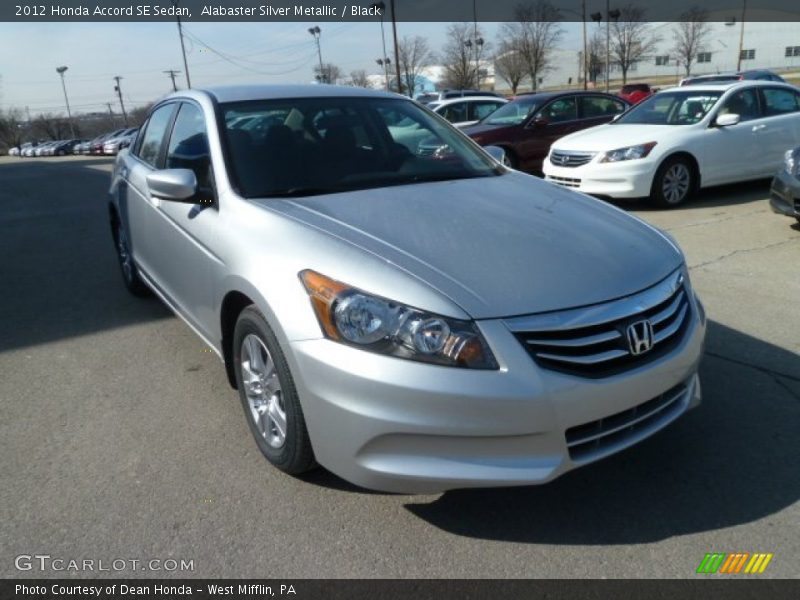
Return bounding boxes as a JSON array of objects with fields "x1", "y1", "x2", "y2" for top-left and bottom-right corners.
[
  {"x1": 240, "y1": 334, "x2": 287, "y2": 449},
  {"x1": 662, "y1": 163, "x2": 691, "y2": 205}
]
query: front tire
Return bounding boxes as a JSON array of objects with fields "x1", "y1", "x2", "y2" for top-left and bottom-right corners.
[
  {"x1": 233, "y1": 307, "x2": 315, "y2": 475},
  {"x1": 113, "y1": 219, "x2": 149, "y2": 297},
  {"x1": 651, "y1": 156, "x2": 695, "y2": 207}
]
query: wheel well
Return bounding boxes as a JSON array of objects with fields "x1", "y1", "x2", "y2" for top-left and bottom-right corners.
[
  {"x1": 108, "y1": 205, "x2": 120, "y2": 240},
  {"x1": 659, "y1": 151, "x2": 701, "y2": 191},
  {"x1": 220, "y1": 291, "x2": 254, "y2": 389}
]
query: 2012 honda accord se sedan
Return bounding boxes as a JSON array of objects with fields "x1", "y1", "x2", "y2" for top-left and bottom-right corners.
[{"x1": 108, "y1": 85, "x2": 706, "y2": 493}]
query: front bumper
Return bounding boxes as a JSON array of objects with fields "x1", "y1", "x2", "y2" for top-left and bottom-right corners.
[
  {"x1": 769, "y1": 170, "x2": 800, "y2": 218},
  {"x1": 543, "y1": 157, "x2": 656, "y2": 198},
  {"x1": 288, "y1": 295, "x2": 706, "y2": 494}
]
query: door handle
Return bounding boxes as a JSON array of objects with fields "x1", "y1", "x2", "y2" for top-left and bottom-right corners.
[{"x1": 751, "y1": 124, "x2": 766, "y2": 132}]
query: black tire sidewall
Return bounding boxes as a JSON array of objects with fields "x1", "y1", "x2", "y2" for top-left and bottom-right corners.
[
  {"x1": 114, "y1": 220, "x2": 149, "y2": 297},
  {"x1": 232, "y1": 307, "x2": 314, "y2": 474},
  {"x1": 652, "y1": 157, "x2": 694, "y2": 207}
]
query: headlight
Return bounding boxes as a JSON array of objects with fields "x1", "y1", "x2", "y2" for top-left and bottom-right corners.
[
  {"x1": 784, "y1": 149, "x2": 799, "y2": 178},
  {"x1": 300, "y1": 270, "x2": 498, "y2": 369},
  {"x1": 599, "y1": 142, "x2": 657, "y2": 163}
]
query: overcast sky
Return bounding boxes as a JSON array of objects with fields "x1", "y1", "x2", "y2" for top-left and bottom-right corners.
[{"x1": 0, "y1": 21, "x2": 583, "y2": 115}]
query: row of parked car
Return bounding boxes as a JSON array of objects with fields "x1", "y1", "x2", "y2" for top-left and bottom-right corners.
[{"x1": 9, "y1": 127, "x2": 139, "y2": 158}]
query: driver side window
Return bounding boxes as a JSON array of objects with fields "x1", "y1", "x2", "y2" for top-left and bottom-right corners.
[
  {"x1": 539, "y1": 97, "x2": 577, "y2": 123},
  {"x1": 718, "y1": 89, "x2": 761, "y2": 122},
  {"x1": 166, "y1": 103, "x2": 214, "y2": 202}
]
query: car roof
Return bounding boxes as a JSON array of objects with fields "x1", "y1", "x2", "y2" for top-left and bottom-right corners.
[
  {"x1": 433, "y1": 96, "x2": 508, "y2": 106},
  {"x1": 668, "y1": 80, "x2": 793, "y2": 92},
  {"x1": 196, "y1": 84, "x2": 400, "y2": 104}
]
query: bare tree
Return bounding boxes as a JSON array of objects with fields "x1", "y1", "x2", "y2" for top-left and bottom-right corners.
[
  {"x1": 500, "y1": 1, "x2": 564, "y2": 92},
  {"x1": 0, "y1": 108, "x2": 25, "y2": 151},
  {"x1": 313, "y1": 63, "x2": 342, "y2": 84},
  {"x1": 397, "y1": 35, "x2": 433, "y2": 97},
  {"x1": 672, "y1": 6, "x2": 711, "y2": 78},
  {"x1": 348, "y1": 70, "x2": 373, "y2": 88},
  {"x1": 128, "y1": 103, "x2": 155, "y2": 127},
  {"x1": 440, "y1": 23, "x2": 492, "y2": 90},
  {"x1": 610, "y1": 4, "x2": 660, "y2": 84},
  {"x1": 494, "y1": 41, "x2": 528, "y2": 94},
  {"x1": 31, "y1": 113, "x2": 73, "y2": 140},
  {"x1": 587, "y1": 31, "x2": 606, "y2": 86}
]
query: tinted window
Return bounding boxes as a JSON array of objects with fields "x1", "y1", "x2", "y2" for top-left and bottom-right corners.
[
  {"x1": 472, "y1": 101, "x2": 503, "y2": 121},
  {"x1": 440, "y1": 102, "x2": 468, "y2": 123},
  {"x1": 136, "y1": 104, "x2": 175, "y2": 167},
  {"x1": 580, "y1": 96, "x2": 625, "y2": 118},
  {"x1": 166, "y1": 103, "x2": 213, "y2": 197},
  {"x1": 617, "y1": 91, "x2": 721, "y2": 125},
  {"x1": 718, "y1": 89, "x2": 761, "y2": 122},
  {"x1": 762, "y1": 88, "x2": 800, "y2": 116},
  {"x1": 221, "y1": 97, "x2": 499, "y2": 198},
  {"x1": 485, "y1": 97, "x2": 540, "y2": 126},
  {"x1": 540, "y1": 97, "x2": 577, "y2": 123}
]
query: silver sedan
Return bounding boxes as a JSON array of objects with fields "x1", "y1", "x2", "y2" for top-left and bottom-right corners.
[{"x1": 108, "y1": 85, "x2": 706, "y2": 493}]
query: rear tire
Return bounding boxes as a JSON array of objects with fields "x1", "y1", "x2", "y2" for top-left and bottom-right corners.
[
  {"x1": 651, "y1": 156, "x2": 695, "y2": 208},
  {"x1": 502, "y1": 148, "x2": 518, "y2": 169},
  {"x1": 233, "y1": 306, "x2": 316, "y2": 475}
]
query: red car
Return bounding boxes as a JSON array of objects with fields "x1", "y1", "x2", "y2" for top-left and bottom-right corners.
[
  {"x1": 462, "y1": 91, "x2": 629, "y2": 173},
  {"x1": 619, "y1": 83, "x2": 654, "y2": 104}
]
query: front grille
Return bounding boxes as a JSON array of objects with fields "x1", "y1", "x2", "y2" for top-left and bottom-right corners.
[
  {"x1": 547, "y1": 175, "x2": 581, "y2": 188},
  {"x1": 550, "y1": 150, "x2": 596, "y2": 168},
  {"x1": 565, "y1": 383, "x2": 688, "y2": 462},
  {"x1": 506, "y1": 272, "x2": 691, "y2": 378}
]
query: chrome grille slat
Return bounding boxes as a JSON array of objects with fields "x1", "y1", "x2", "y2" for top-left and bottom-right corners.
[
  {"x1": 649, "y1": 290, "x2": 685, "y2": 326},
  {"x1": 506, "y1": 271, "x2": 692, "y2": 378},
  {"x1": 536, "y1": 348, "x2": 629, "y2": 365},
  {"x1": 547, "y1": 175, "x2": 581, "y2": 188},
  {"x1": 550, "y1": 150, "x2": 596, "y2": 168},
  {"x1": 525, "y1": 329, "x2": 622, "y2": 348}
]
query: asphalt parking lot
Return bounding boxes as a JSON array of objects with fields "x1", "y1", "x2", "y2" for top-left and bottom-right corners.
[{"x1": 1, "y1": 155, "x2": 798, "y2": 579}]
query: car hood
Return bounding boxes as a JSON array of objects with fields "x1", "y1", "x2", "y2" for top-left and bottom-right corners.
[
  {"x1": 553, "y1": 123, "x2": 684, "y2": 152},
  {"x1": 254, "y1": 172, "x2": 683, "y2": 319},
  {"x1": 461, "y1": 123, "x2": 514, "y2": 138}
]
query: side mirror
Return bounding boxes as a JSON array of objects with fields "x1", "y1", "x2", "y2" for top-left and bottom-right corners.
[
  {"x1": 484, "y1": 145, "x2": 506, "y2": 164},
  {"x1": 611, "y1": 113, "x2": 624, "y2": 122},
  {"x1": 715, "y1": 113, "x2": 741, "y2": 127},
  {"x1": 146, "y1": 169, "x2": 198, "y2": 202}
]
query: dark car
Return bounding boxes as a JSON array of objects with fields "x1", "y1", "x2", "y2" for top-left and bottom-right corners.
[
  {"x1": 770, "y1": 146, "x2": 800, "y2": 226},
  {"x1": 680, "y1": 69, "x2": 785, "y2": 86},
  {"x1": 462, "y1": 91, "x2": 629, "y2": 172}
]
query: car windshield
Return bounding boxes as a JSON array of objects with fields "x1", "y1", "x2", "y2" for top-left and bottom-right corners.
[
  {"x1": 220, "y1": 96, "x2": 501, "y2": 198},
  {"x1": 614, "y1": 91, "x2": 722, "y2": 125},
  {"x1": 483, "y1": 98, "x2": 539, "y2": 126}
]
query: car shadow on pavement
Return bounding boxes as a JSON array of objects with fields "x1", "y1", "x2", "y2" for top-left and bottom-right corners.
[
  {"x1": 609, "y1": 178, "x2": 773, "y2": 212},
  {"x1": 0, "y1": 159, "x2": 171, "y2": 354},
  {"x1": 404, "y1": 320, "x2": 800, "y2": 544}
]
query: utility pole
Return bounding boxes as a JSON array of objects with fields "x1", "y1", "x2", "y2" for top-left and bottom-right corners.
[
  {"x1": 164, "y1": 69, "x2": 181, "y2": 92},
  {"x1": 113, "y1": 76, "x2": 128, "y2": 126},
  {"x1": 390, "y1": 0, "x2": 402, "y2": 95},
  {"x1": 582, "y1": 0, "x2": 588, "y2": 90},
  {"x1": 371, "y1": 2, "x2": 390, "y2": 91},
  {"x1": 172, "y1": 0, "x2": 191, "y2": 88},
  {"x1": 55, "y1": 66, "x2": 76, "y2": 138},
  {"x1": 106, "y1": 102, "x2": 114, "y2": 116},
  {"x1": 308, "y1": 27, "x2": 324, "y2": 82},
  {"x1": 736, "y1": 0, "x2": 747, "y2": 71}
]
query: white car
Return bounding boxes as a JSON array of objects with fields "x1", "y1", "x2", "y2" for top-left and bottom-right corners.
[
  {"x1": 428, "y1": 96, "x2": 508, "y2": 128},
  {"x1": 543, "y1": 81, "x2": 800, "y2": 206}
]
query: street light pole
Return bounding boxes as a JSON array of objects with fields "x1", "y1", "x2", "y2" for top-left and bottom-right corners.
[
  {"x1": 308, "y1": 27, "x2": 324, "y2": 82},
  {"x1": 582, "y1": 0, "x2": 588, "y2": 90},
  {"x1": 113, "y1": 76, "x2": 128, "y2": 126},
  {"x1": 390, "y1": 0, "x2": 403, "y2": 95},
  {"x1": 371, "y1": 3, "x2": 390, "y2": 91},
  {"x1": 172, "y1": 0, "x2": 191, "y2": 88},
  {"x1": 736, "y1": 0, "x2": 747, "y2": 71},
  {"x1": 605, "y1": 0, "x2": 610, "y2": 92},
  {"x1": 55, "y1": 66, "x2": 76, "y2": 138}
]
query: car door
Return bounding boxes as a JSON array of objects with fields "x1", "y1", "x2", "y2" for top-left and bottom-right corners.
[
  {"x1": 703, "y1": 88, "x2": 763, "y2": 184},
  {"x1": 757, "y1": 86, "x2": 800, "y2": 175},
  {"x1": 518, "y1": 96, "x2": 579, "y2": 171},
  {"x1": 123, "y1": 103, "x2": 178, "y2": 283},
  {"x1": 144, "y1": 101, "x2": 221, "y2": 339}
]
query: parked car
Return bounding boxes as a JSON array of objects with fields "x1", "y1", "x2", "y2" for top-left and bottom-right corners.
[
  {"x1": 50, "y1": 139, "x2": 82, "y2": 156},
  {"x1": 103, "y1": 128, "x2": 138, "y2": 155},
  {"x1": 462, "y1": 91, "x2": 629, "y2": 172},
  {"x1": 34, "y1": 142, "x2": 56, "y2": 156},
  {"x1": 680, "y1": 69, "x2": 785, "y2": 86},
  {"x1": 8, "y1": 146, "x2": 20, "y2": 156},
  {"x1": 91, "y1": 130, "x2": 126, "y2": 154},
  {"x1": 619, "y1": 83, "x2": 655, "y2": 104},
  {"x1": 428, "y1": 96, "x2": 508, "y2": 128},
  {"x1": 21, "y1": 142, "x2": 38, "y2": 157},
  {"x1": 543, "y1": 81, "x2": 800, "y2": 206},
  {"x1": 415, "y1": 89, "x2": 504, "y2": 105},
  {"x1": 109, "y1": 85, "x2": 705, "y2": 493},
  {"x1": 770, "y1": 146, "x2": 800, "y2": 224},
  {"x1": 72, "y1": 140, "x2": 91, "y2": 154}
]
